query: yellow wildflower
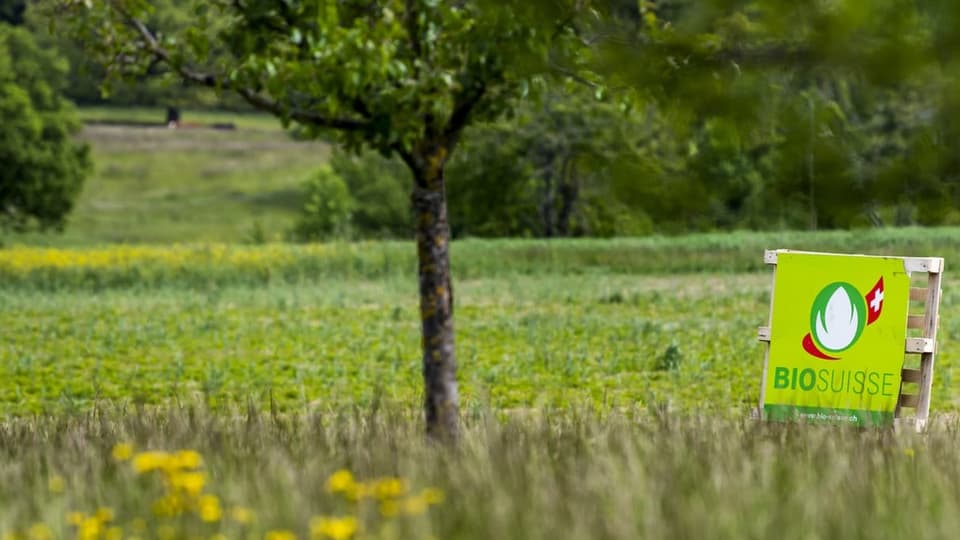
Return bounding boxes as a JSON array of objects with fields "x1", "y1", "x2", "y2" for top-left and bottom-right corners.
[
  {"x1": 47, "y1": 475, "x2": 65, "y2": 494},
  {"x1": 27, "y1": 523, "x2": 51, "y2": 540},
  {"x1": 372, "y1": 477, "x2": 406, "y2": 500},
  {"x1": 78, "y1": 517, "x2": 101, "y2": 540},
  {"x1": 111, "y1": 443, "x2": 134, "y2": 462},
  {"x1": 198, "y1": 494, "x2": 222, "y2": 522},
  {"x1": 105, "y1": 527, "x2": 122, "y2": 540},
  {"x1": 132, "y1": 451, "x2": 170, "y2": 474},
  {"x1": 325, "y1": 469, "x2": 355, "y2": 495},
  {"x1": 265, "y1": 530, "x2": 297, "y2": 540},
  {"x1": 2, "y1": 532, "x2": 21, "y2": 540},
  {"x1": 169, "y1": 471, "x2": 207, "y2": 496},
  {"x1": 310, "y1": 516, "x2": 358, "y2": 540},
  {"x1": 904, "y1": 447, "x2": 916, "y2": 458},
  {"x1": 230, "y1": 506, "x2": 255, "y2": 525},
  {"x1": 95, "y1": 507, "x2": 115, "y2": 523},
  {"x1": 210, "y1": 535, "x2": 228, "y2": 540},
  {"x1": 168, "y1": 450, "x2": 203, "y2": 470},
  {"x1": 66, "y1": 513, "x2": 85, "y2": 526}
]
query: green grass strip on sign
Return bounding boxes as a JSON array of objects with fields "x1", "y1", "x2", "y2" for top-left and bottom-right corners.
[{"x1": 763, "y1": 405, "x2": 895, "y2": 427}]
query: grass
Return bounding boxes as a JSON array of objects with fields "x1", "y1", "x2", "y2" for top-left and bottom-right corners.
[
  {"x1": 7, "y1": 107, "x2": 329, "y2": 245},
  {"x1": 3, "y1": 227, "x2": 960, "y2": 288},
  {"x1": 0, "y1": 236, "x2": 958, "y2": 417},
  {"x1": 2, "y1": 239, "x2": 959, "y2": 538},
  {"x1": 75, "y1": 106, "x2": 289, "y2": 131},
  {"x1": 0, "y1": 407, "x2": 956, "y2": 540}
]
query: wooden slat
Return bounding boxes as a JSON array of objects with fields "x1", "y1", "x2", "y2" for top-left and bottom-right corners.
[
  {"x1": 899, "y1": 394, "x2": 920, "y2": 408},
  {"x1": 905, "y1": 337, "x2": 935, "y2": 354},
  {"x1": 760, "y1": 332, "x2": 932, "y2": 353},
  {"x1": 908, "y1": 315, "x2": 926, "y2": 329},
  {"x1": 901, "y1": 368, "x2": 922, "y2": 383},
  {"x1": 916, "y1": 270, "x2": 944, "y2": 430},
  {"x1": 757, "y1": 326, "x2": 771, "y2": 342},
  {"x1": 910, "y1": 287, "x2": 929, "y2": 302},
  {"x1": 903, "y1": 257, "x2": 944, "y2": 274}
]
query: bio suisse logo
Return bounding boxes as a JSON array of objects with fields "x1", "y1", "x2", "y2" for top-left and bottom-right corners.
[{"x1": 802, "y1": 278, "x2": 885, "y2": 360}]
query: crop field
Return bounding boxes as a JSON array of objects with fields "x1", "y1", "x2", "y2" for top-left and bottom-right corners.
[{"x1": 2, "y1": 232, "x2": 960, "y2": 538}]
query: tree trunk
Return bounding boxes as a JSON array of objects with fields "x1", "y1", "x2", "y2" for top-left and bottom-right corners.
[{"x1": 410, "y1": 145, "x2": 459, "y2": 442}]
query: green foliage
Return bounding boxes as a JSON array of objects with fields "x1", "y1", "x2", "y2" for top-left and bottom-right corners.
[
  {"x1": 291, "y1": 166, "x2": 354, "y2": 241},
  {"x1": 327, "y1": 151, "x2": 412, "y2": 238},
  {"x1": 291, "y1": 150, "x2": 411, "y2": 241},
  {"x1": 0, "y1": 24, "x2": 89, "y2": 231},
  {"x1": 27, "y1": 0, "x2": 241, "y2": 108},
  {"x1": 51, "y1": 0, "x2": 586, "y2": 161}
]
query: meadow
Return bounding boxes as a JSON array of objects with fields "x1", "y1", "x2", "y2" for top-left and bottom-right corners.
[
  {"x1": 1, "y1": 235, "x2": 960, "y2": 538},
  {"x1": 12, "y1": 108, "x2": 326, "y2": 246}
]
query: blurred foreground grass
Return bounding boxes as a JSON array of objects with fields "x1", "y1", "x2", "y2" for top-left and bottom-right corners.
[{"x1": 0, "y1": 407, "x2": 957, "y2": 540}]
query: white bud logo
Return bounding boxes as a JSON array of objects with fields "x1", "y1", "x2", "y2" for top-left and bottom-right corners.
[
  {"x1": 813, "y1": 286, "x2": 861, "y2": 351},
  {"x1": 802, "y1": 282, "x2": 869, "y2": 360}
]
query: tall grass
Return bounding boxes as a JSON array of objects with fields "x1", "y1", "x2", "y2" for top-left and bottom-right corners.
[
  {"x1": 0, "y1": 405, "x2": 956, "y2": 540},
  {"x1": 1, "y1": 227, "x2": 958, "y2": 290}
]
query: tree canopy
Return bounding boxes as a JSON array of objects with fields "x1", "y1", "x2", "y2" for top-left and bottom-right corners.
[{"x1": 0, "y1": 23, "x2": 89, "y2": 231}]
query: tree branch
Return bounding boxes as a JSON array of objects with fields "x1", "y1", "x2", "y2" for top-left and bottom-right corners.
[
  {"x1": 442, "y1": 83, "x2": 487, "y2": 149},
  {"x1": 122, "y1": 12, "x2": 370, "y2": 132}
]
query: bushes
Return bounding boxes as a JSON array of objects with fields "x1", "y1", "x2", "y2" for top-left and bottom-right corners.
[
  {"x1": 291, "y1": 166, "x2": 354, "y2": 241},
  {"x1": 0, "y1": 24, "x2": 90, "y2": 232},
  {"x1": 290, "y1": 153, "x2": 411, "y2": 241}
]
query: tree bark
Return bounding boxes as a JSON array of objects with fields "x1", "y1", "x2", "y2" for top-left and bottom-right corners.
[{"x1": 410, "y1": 145, "x2": 458, "y2": 442}]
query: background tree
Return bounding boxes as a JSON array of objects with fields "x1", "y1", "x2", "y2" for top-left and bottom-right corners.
[
  {"x1": 0, "y1": 0, "x2": 25, "y2": 25},
  {"x1": 0, "y1": 23, "x2": 89, "y2": 232},
  {"x1": 52, "y1": 0, "x2": 587, "y2": 440}
]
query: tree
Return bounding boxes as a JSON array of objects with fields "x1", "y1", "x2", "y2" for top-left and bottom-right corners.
[
  {"x1": 0, "y1": 23, "x2": 89, "y2": 231},
  {"x1": 51, "y1": 0, "x2": 586, "y2": 440},
  {"x1": 587, "y1": 0, "x2": 960, "y2": 231}
]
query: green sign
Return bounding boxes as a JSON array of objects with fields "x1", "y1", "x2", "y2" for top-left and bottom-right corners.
[{"x1": 763, "y1": 252, "x2": 910, "y2": 426}]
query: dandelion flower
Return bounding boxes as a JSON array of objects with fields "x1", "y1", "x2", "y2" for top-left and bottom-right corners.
[
  {"x1": 169, "y1": 450, "x2": 203, "y2": 470},
  {"x1": 132, "y1": 451, "x2": 170, "y2": 474},
  {"x1": 198, "y1": 494, "x2": 222, "y2": 522},
  {"x1": 170, "y1": 471, "x2": 206, "y2": 496},
  {"x1": 325, "y1": 470, "x2": 355, "y2": 495},
  {"x1": 310, "y1": 516, "x2": 358, "y2": 540}
]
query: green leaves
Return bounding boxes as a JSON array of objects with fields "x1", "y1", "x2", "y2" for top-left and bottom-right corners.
[{"x1": 0, "y1": 23, "x2": 89, "y2": 231}]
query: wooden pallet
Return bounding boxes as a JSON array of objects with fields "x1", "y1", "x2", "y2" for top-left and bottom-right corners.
[{"x1": 757, "y1": 250, "x2": 944, "y2": 431}]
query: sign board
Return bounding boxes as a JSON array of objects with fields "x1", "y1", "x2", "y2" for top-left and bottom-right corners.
[{"x1": 758, "y1": 250, "x2": 944, "y2": 429}]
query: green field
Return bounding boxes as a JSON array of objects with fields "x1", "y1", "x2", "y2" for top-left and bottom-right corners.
[
  {"x1": 10, "y1": 108, "x2": 327, "y2": 245},
  {"x1": 1, "y1": 236, "x2": 959, "y2": 539}
]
